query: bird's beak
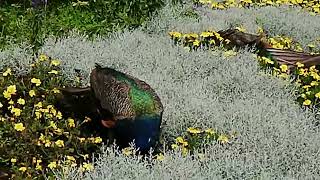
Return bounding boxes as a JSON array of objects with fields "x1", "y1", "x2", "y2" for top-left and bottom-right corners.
[{"x1": 101, "y1": 119, "x2": 116, "y2": 128}]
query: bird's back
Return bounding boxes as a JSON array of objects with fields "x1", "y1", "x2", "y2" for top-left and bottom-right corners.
[{"x1": 90, "y1": 64, "x2": 163, "y2": 120}]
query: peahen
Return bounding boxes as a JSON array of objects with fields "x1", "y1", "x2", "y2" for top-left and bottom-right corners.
[
  {"x1": 57, "y1": 64, "x2": 164, "y2": 153},
  {"x1": 217, "y1": 28, "x2": 320, "y2": 68}
]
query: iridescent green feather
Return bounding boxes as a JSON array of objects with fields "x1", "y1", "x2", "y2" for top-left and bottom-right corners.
[{"x1": 116, "y1": 74, "x2": 159, "y2": 115}]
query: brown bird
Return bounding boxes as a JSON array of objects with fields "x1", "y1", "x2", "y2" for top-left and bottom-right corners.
[
  {"x1": 217, "y1": 28, "x2": 271, "y2": 50},
  {"x1": 217, "y1": 28, "x2": 320, "y2": 68}
]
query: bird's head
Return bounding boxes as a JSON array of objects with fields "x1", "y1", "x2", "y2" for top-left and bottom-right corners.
[{"x1": 55, "y1": 87, "x2": 99, "y2": 119}]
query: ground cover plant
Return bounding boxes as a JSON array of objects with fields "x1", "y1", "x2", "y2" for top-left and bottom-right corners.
[
  {"x1": 1, "y1": 0, "x2": 320, "y2": 179},
  {"x1": 0, "y1": 0, "x2": 166, "y2": 51}
]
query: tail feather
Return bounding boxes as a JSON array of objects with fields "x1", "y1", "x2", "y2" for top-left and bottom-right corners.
[
  {"x1": 265, "y1": 48, "x2": 320, "y2": 67},
  {"x1": 59, "y1": 87, "x2": 91, "y2": 95}
]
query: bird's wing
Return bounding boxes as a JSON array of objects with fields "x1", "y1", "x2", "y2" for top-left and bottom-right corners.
[
  {"x1": 90, "y1": 67, "x2": 136, "y2": 120},
  {"x1": 130, "y1": 76, "x2": 164, "y2": 114}
]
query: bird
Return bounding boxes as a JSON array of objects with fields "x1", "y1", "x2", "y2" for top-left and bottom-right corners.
[
  {"x1": 217, "y1": 28, "x2": 320, "y2": 68},
  {"x1": 57, "y1": 64, "x2": 164, "y2": 153},
  {"x1": 217, "y1": 28, "x2": 271, "y2": 50}
]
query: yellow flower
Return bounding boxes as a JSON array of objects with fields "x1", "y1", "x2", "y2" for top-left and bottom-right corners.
[
  {"x1": 94, "y1": 137, "x2": 103, "y2": 144},
  {"x1": 311, "y1": 81, "x2": 318, "y2": 86},
  {"x1": 175, "y1": 136, "x2": 185, "y2": 144},
  {"x1": 296, "y1": 62, "x2": 304, "y2": 68},
  {"x1": 217, "y1": 134, "x2": 229, "y2": 144},
  {"x1": 36, "y1": 164, "x2": 42, "y2": 171},
  {"x1": 48, "y1": 161, "x2": 57, "y2": 169},
  {"x1": 0, "y1": 117, "x2": 5, "y2": 122},
  {"x1": 308, "y1": 44, "x2": 315, "y2": 48},
  {"x1": 56, "y1": 111, "x2": 63, "y2": 119},
  {"x1": 68, "y1": 118, "x2": 75, "y2": 128},
  {"x1": 35, "y1": 111, "x2": 42, "y2": 119},
  {"x1": 78, "y1": 137, "x2": 86, "y2": 143},
  {"x1": 8, "y1": 100, "x2": 14, "y2": 105},
  {"x1": 122, "y1": 147, "x2": 134, "y2": 156},
  {"x1": 52, "y1": 88, "x2": 60, "y2": 94},
  {"x1": 200, "y1": 31, "x2": 214, "y2": 38},
  {"x1": 209, "y1": 39, "x2": 216, "y2": 45},
  {"x1": 50, "y1": 121, "x2": 57, "y2": 129},
  {"x1": 262, "y1": 57, "x2": 274, "y2": 64},
  {"x1": 168, "y1": 31, "x2": 182, "y2": 38},
  {"x1": 14, "y1": 123, "x2": 25, "y2": 131},
  {"x1": 171, "y1": 144, "x2": 179, "y2": 150},
  {"x1": 279, "y1": 64, "x2": 288, "y2": 72},
  {"x1": 256, "y1": 26, "x2": 264, "y2": 34},
  {"x1": 55, "y1": 140, "x2": 65, "y2": 147},
  {"x1": 156, "y1": 153, "x2": 165, "y2": 161},
  {"x1": 29, "y1": 90, "x2": 36, "y2": 97},
  {"x1": 34, "y1": 102, "x2": 42, "y2": 108},
  {"x1": 11, "y1": 108, "x2": 22, "y2": 117},
  {"x1": 303, "y1": 99, "x2": 312, "y2": 106},
  {"x1": 82, "y1": 162, "x2": 94, "y2": 171},
  {"x1": 11, "y1": 158, "x2": 17, "y2": 163},
  {"x1": 2, "y1": 68, "x2": 12, "y2": 77},
  {"x1": 51, "y1": 59, "x2": 61, "y2": 66},
  {"x1": 66, "y1": 156, "x2": 76, "y2": 162},
  {"x1": 44, "y1": 140, "x2": 51, "y2": 147},
  {"x1": 48, "y1": 70, "x2": 59, "y2": 75},
  {"x1": 176, "y1": 137, "x2": 188, "y2": 146},
  {"x1": 17, "y1": 98, "x2": 25, "y2": 105},
  {"x1": 235, "y1": 26, "x2": 246, "y2": 32},
  {"x1": 187, "y1": 127, "x2": 202, "y2": 134},
  {"x1": 39, "y1": 133, "x2": 46, "y2": 142},
  {"x1": 182, "y1": 147, "x2": 188, "y2": 156},
  {"x1": 39, "y1": 54, "x2": 48, "y2": 62},
  {"x1": 223, "y1": 50, "x2": 237, "y2": 57},
  {"x1": 0, "y1": 102, "x2": 3, "y2": 108},
  {"x1": 193, "y1": 40, "x2": 200, "y2": 47},
  {"x1": 2, "y1": 91, "x2": 11, "y2": 99},
  {"x1": 278, "y1": 73, "x2": 289, "y2": 79},
  {"x1": 19, "y1": 167, "x2": 27, "y2": 172},
  {"x1": 31, "y1": 78, "x2": 41, "y2": 86},
  {"x1": 302, "y1": 85, "x2": 311, "y2": 90},
  {"x1": 315, "y1": 92, "x2": 320, "y2": 98},
  {"x1": 3, "y1": 85, "x2": 17, "y2": 99},
  {"x1": 205, "y1": 128, "x2": 215, "y2": 135},
  {"x1": 309, "y1": 65, "x2": 317, "y2": 72}
]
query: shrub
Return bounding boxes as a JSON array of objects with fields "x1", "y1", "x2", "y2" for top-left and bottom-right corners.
[
  {"x1": 0, "y1": 54, "x2": 104, "y2": 179},
  {"x1": 0, "y1": 0, "x2": 166, "y2": 50}
]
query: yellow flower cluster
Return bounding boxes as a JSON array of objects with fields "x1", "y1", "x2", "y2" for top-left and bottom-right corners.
[
  {"x1": 171, "y1": 127, "x2": 233, "y2": 156},
  {"x1": 169, "y1": 30, "x2": 228, "y2": 51},
  {"x1": 0, "y1": 54, "x2": 101, "y2": 179},
  {"x1": 195, "y1": 0, "x2": 320, "y2": 14}
]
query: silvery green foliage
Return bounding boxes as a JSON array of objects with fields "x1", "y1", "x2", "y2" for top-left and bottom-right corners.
[
  {"x1": 37, "y1": 1, "x2": 320, "y2": 179},
  {"x1": 0, "y1": 44, "x2": 34, "y2": 76},
  {"x1": 43, "y1": 29, "x2": 320, "y2": 178},
  {"x1": 194, "y1": 5, "x2": 320, "y2": 50},
  {"x1": 144, "y1": 2, "x2": 320, "y2": 50}
]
